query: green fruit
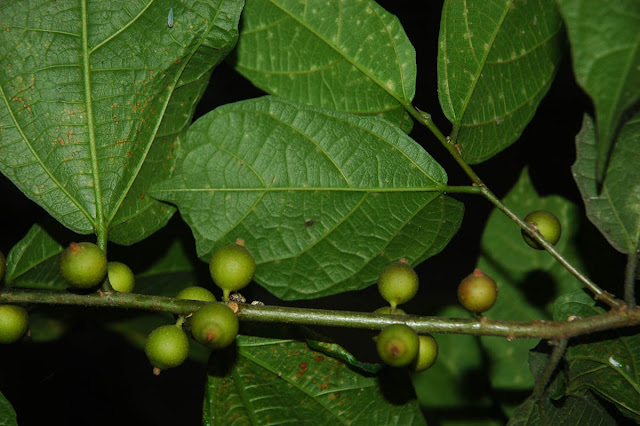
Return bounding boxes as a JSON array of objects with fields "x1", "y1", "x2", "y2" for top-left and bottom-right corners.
[
  {"x1": 190, "y1": 303, "x2": 239, "y2": 349},
  {"x1": 59, "y1": 242, "x2": 107, "y2": 289},
  {"x1": 107, "y1": 261, "x2": 135, "y2": 293},
  {"x1": 458, "y1": 269, "x2": 498, "y2": 314},
  {"x1": 522, "y1": 210, "x2": 562, "y2": 250},
  {"x1": 0, "y1": 251, "x2": 5, "y2": 282},
  {"x1": 376, "y1": 324, "x2": 419, "y2": 367},
  {"x1": 176, "y1": 286, "x2": 216, "y2": 302},
  {"x1": 144, "y1": 325, "x2": 190, "y2": 372},
  {"x1": 411, "y1": 335, "x2": 438, "y2": 372},
  {"x1": 209, "y1": 243, "x2": 256, "y2": 299},
  {"x1": 374, "y1": 306, "x2": 406, "y2": 315},
  {"x1": 377, "y1": 260, "x2": 419, "y2": 310},
  {"x1": 0, "y1": 305, "x2": 29, "y2": 344}
]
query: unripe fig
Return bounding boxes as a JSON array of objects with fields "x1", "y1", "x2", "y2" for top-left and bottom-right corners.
[
  {"x1": 176, "y1": 286, "x2": 216, "y2": 302},
  {"x1": 411, "y1": 334, "x2": 438, "y2": 372},
  {"x1": 522, "y1": 210, "x2": 562, "y2": 250},
  {"x1": 0, "y1": 251, "x2": 5, "y2": 282},
  {"x1": 376, "y1": 324, "x2": 419, "y2": 367},
  {"x1": 59, "y1": 242, "x2": 107, "y2": 289},
  {"x1": 107, "y1": 261, "x2": 135, "y2": 293},
  {"x1": 458, "y1": 269, "x2": 498, "y2": 314},
  {"x1": 190, "y1": 303, "x2": 239, "y2": 350},
  {"x1": 209, "y1": 242, "x2": 256, "y2": 300},
  {"x1": 144, "y1": 324, "x2": 190, "y2": 373},
  {"x1": 377, "y1": 260, "x2": 419, "y2": 310},
  {"x1": 0, "y1": 305, "x2": 29, "y2": 344},
  {"x1": 374, "y1": 306, "x2": 406, "y2": 315}
]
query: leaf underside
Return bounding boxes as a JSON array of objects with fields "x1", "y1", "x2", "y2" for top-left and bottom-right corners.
[
  {"x1": 438, "y1": 0, "x2": 564, "y2": 163},
  {"x1": 151, "y1": 96, "x2": 463, "y2": 300},
  {"x1": 233, "y1": 0, "x2": 416, "y2": 133}
]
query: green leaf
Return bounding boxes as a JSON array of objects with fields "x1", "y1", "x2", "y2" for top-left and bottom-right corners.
[
  {"x1": 0, "y1": 391, "x2": 18, "y2": 426},
  {"x1": 553, "y1": 291, "x2": 640, "y2": 422},
  {"x1": 477, "y1": 169, "x2": 583, "y2": 390},
  {"x1": 508, "y1": 389, "x2": 616, "y2": 426},
  {"x1": 438, "y1": 0, "x2": 564, "y2": 163},
  {"x1": 412, "y1": 306, "x2": 497, "y2": 421},
  {"x1": 203, "y1": 335, "x2": 426, "y2": 425},
  {"x1": 233, "y1": 0, "x2": 416, "y2": 132},
  {"x1": 151, "y1": 96, "x2": 463, "y2": 300},
  {"x1": 556, "y1": 0, "x2": 640, "y2": 183},
  {"x1": 0, "y1": 0, "x2": 243, "y2": 244},
  {"x1": 572, "y1": 113, "x2": 640, "y2": 254}
]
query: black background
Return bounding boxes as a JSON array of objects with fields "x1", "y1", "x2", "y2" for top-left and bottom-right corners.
[{"x1": 0, "y1": 1, "x2": 628, "y2": 425}]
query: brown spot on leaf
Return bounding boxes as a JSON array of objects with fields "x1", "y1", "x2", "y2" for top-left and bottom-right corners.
[{"x1": 298, "y1": 362, "x2": 308, "y2": 377}]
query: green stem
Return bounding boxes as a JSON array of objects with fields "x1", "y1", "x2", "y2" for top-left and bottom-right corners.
[
  {"x1": 1, "y1": 289, "x2": 638, "y2": 339},
  {"x1": 405, "y1": 104, "x2": 484, "y2": 186},
  {"x1": 532, "y1": 338, "x2": 569, "y2": 399},
  {"x1": 625, "y1": 244, "x2": 639, "y2": 309},
  {"x1": 480, "y1": 187, "x2": 622, "y2": 308}
]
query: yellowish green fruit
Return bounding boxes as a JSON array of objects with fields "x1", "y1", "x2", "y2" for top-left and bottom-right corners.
[
  {"x1": 59, "y1": 242, "x2": 107, "y2": 289},
  {"x1": 190, "y1": 303, "x2": 239, "y2": 350},
  {"x1": 209, "y1": 243, "x2": 256, "y2": 300},
  {"x1": 376, "y1": 324, "x2": 419, "y2": 367},
  {"x1": 176, "y1": 286, "x2": 216, "y2": 302},
  {"x1": 522, "y1": 210, "x2": 562, "y2": 250},
  {"x1": 411, "y1": 335, "x2": 438, "y2": 372},
  {"x1": 457, "y1": 269, "x2": 498, "y2": 314},
  {"x1": 0, "y1": 305, "x2": 29, "y2": 344},
  {"x1": 144, "y1": 325, "x2": 190, "y2": 373},
  {"x1": 377, "y1": 260, "x2": 419, "y2": 310},
  {"x1": 107, "y1": 261, "x2": 135, "y2": 293}
]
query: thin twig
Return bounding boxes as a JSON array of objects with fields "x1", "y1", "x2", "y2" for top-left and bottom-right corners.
[
  {"x1": 624, "y1": 244, "x2": 639, "y2": 309},
  {"x1": 532, "y1": 338, "x2": 569, "y2": 399}
]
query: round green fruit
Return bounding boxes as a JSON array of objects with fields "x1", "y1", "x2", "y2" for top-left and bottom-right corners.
[
  {"x1": 377, "y1": 260, "x2": 419, "y2": 310},
  {"x1": 209, "y1": 243, "x2": 256, "y2": 299},
  {"x1": 0, "y1": 305, "x2": 29, "y2": 344},
  {"x1": 458, "y1": 269, "x2": 498, "y2": 314},
  {"x1": 522, "y1": 210, "x2": 562, "y2": 250},
  {"x1": 176, "y1": 286, "x2": 216, "y2": 302},
  {"x1": 59, "y1": 242, "x2": 107, "y2": 289},
  {"x1": 107, "y1": 261, "x2": 135, "y2": 293},
  {"x1": 190, "y1": 303, "x2": 239, "y2": 350},
  {"x1": 411, "y1": 335, "x2": 438, "y2": 372},
  {"x1": 376, "y1": 324, "x2": 419, "y2": 367},
  {"x1": 0, "y1": 251, "x2": 5, "y2": 282},
  {"x1": 144, "y1": 325, "x2": 190, "y2": 372}
]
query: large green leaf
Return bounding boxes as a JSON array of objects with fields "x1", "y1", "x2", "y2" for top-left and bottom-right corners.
[
  {"x1": 572, "y1": 114, "x2": 640, "y2": 254},
  {"x1": 438, "y1": 0, "x2": 564, "y2": 163},
  {"x1": 0, "y1": 0, "x2": 243, "y2": 244},
  {"x1": 233, "y1": 0, "x2": 415, "y2": 132},
  {"x1": 0, "y1": 392, "x2": 18, "y2": 426},
  {"x1": 203, "y1": 335, "x2": 426, "y2": 425},
  {"x1": 508, "y1": 389, "x2": 616, "y2": 426},
  {"x1": 477, "y1": 169, "x2": 583, "y2": 390},
  {"x1": 556, "y1": 0, "x2": 640, "y2": 183},
  {"x1": 151, "y1": 96, "x2": 463, "y2": 300},
  {"x1": 553, "y1": 291, "x2": 640, "y2": 422},
  {"x1": 4, "y1": 221, "x2": 69, "y2": 290}
]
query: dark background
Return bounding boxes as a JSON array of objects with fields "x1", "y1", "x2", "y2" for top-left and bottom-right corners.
[{"x1": 0, "y1": 1, "x2": 626, "y2": 425}]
